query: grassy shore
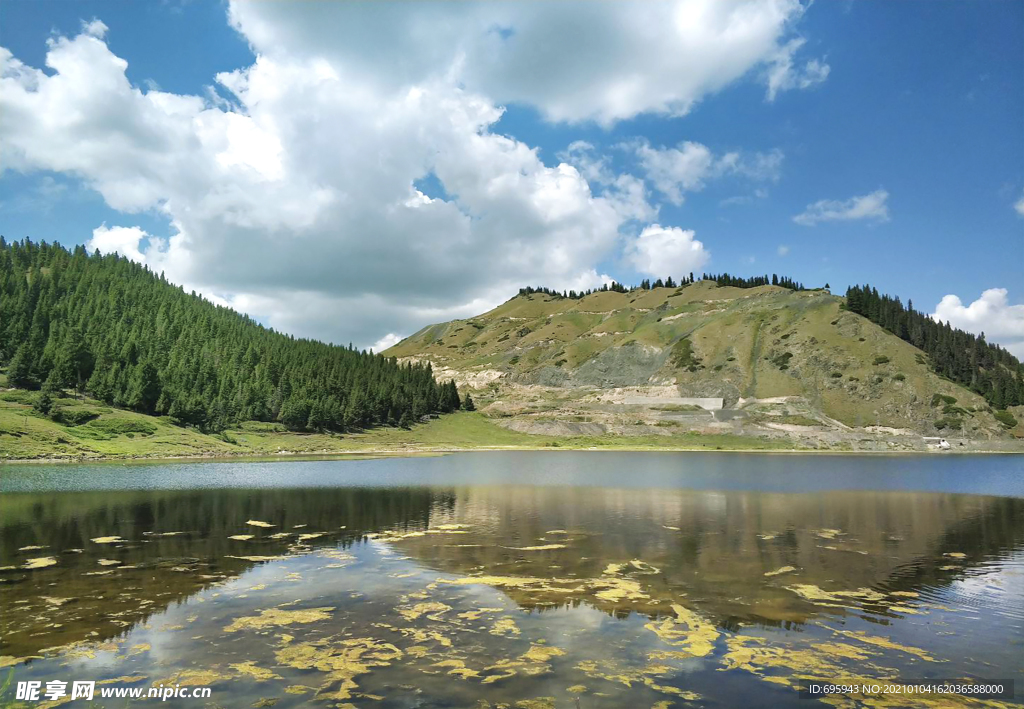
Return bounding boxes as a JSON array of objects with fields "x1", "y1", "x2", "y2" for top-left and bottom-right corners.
[{"x1": 1, "y1": 390, "x2": 803, "y2": 463}]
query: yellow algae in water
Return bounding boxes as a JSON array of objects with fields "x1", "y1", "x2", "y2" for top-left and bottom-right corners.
[
  {"x1": 284, "y1": 685, "x2": 314, "y2": 695},
  {"x1": 630, "y1": 559, "x2": 661, "y2": 574},
  {"x1": 226, "y1": 555, "x2": 287, "y2": 562},
  {"x1": 90, "y1": 536, "x2": 124, "y2": 544},
  {"x1": 23, "y1": 557, "x2": 58, "y2": 569},
  {"x1": 436, "y1": 575, "x2": 546, "y2": 589},
  {"x1": 275, "y1": 638, "x2": 401, "y2": 701},
  {"x1": 435, "y1": 523, "x2": 470, "y2": 530},
  {"x1": 764, "y1": 566, "x2": 796, "y2": 577},
  {"x1": 505, "y1": 544, "x2": 566, "y2": 551},
  {"x1": 432, "y1": 659, "x2": 481, "y2": 679},
  {"x1": 156, "y1": 669, "x2": 231, "y2": 687},
  {"x1": 566, "y1": 685, "x2": 587, "y2": 694},
  {"x1": 891, "y1": 591, "x2": 919, "y2": 598},
  {"x1": 591, "y1": 577, "x2": 648, "y2": 603},
  {"x1": 514, "y1": 699, "x2": 555, "y2": 709},
  {"x1": 97, "y1": 559, "x2": 122, "y2": 566},
  {"x1": 458, "y1": 607, "x2": 504, "y2": 621},
  {"x1": 643, "y1": 678, "x2": 701, "y2": 701},
  {"x1": 268, "y1": 532, "x2": 293, "y2": 539},
  {"x1": 230, "y1": 661, "x2": 281, "y2": 681},
  {"x1": 603, "y1": 563, "x2": 626, "y2": 575},
  {"x1": 828, "y1": 628, "x2": 943, "y2": 662},
  {"x1": 297, "y1": 533, "x2": 325, "y2": 542},
  {"x1": 521, "y1": 645, "x2": 565, "y2": 663},
  {"x1": 224, "y1": 607, "x2": 334, "y2": 632},
  {"x1": 0, "y1": 656, "x2": 41, "y2": 668},
  {"x1": 815, "y1": 529, "x2": 843, "y2": 539},
  {"x1": 721, "y1": 635, "x2": 842, "y2": 677},
  {"x1": 40, "y1": 597, "x2": 73, "y2": 606},
  {"x1": 18, "y1": 545, "x2": 45, "y2": 551},
  {"x1": 662, "y1": 525, "x2": 680, "y2": 531},
  {"x1": 399, "y1": 627, "x2": 452, "y2": 647},
  {"x1": 787, "y1": 584, "x2": 886, "y2": 604},
  {"x1": 758, "y1": 533, "x2": 777, "y2": 540},
  {"x1": 490, "y1": 618, "x2": 521, "y2": 636},
  {"x1": 319, "y1": 549, "x2": 355, "y2": 561},
  {"x1": 398, "y1": 602, "x2": 451, "y2": 621},
  {"x1": 944, "y1": 552, "x2": 966, "y2": 559},
  {"x1": 229, "y1": 534, "x2": 254, "y2": 541},
  {"x1": 127, "y1": 643, "x2": 151, "y2": 657},
  {"x1": 645, "y1": 603, "x2": 719, "y2": 657},
  {"x1": 247, "y1": 520, "x2": 275, "y2": 528}
]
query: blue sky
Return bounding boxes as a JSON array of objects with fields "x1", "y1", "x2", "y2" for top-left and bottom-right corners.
[{"x1": 1, "y1": 0, "x2": 1022, "y2": 353}]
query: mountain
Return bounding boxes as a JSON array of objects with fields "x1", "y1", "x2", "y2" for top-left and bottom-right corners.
[{"x1": 386, "y1": 280, "x2": 1023, "y2": 449}]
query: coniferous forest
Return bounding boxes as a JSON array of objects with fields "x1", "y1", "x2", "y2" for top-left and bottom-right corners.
[
  {"x1": 0, "y1": 238, "x2": 462, "y2": 433},
  {"x1": 845, "y1": 284, "x2": 1023, "y2": 409},
  {"x1": 518, "y1": 272, "x2": 807, "y2": 300}
]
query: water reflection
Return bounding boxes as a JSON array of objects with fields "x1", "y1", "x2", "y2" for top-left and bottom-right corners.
[{"x1": 1, "y1": 471, "x2": 1022, "y2": 707}]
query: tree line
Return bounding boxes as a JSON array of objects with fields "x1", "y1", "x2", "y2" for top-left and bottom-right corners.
[
  {"x1": 518, "y1": 273, "x2": 808, "y2": 301},
  {"x1": 0, "y1": 238, "x2": 466, "y2": 432},
  {"x1": 845, "y1": 284, "x2": 1023, "y2": 409}
]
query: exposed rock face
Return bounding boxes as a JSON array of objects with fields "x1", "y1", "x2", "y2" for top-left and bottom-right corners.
[{"x1": 387, "y1": 281, "x2": 1022, "y2": 448}]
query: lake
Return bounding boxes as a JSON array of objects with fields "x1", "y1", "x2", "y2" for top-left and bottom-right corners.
[{"x1": 2, "y1": 452, "x2": 1023, "y2": 707}]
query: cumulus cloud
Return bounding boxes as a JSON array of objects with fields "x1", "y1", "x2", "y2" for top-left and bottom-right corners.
[
  {"x1": 0, "y1": 2, "x2": 825, "y2": 348},
  {"x1": 1, "y1": 27, "x2": 644, "y2": 347},
  {"x1": 370, "y1": 333, "x2": 403, "y2": 353},
  {"x1": 631, "y1": 140, "x2": 782, "y2": 205},
  {"x1": 86, "y1": 225, "x2": 151, "y2": 263},
  {"x1": 793, "y1": 189, "x2": 890, "y2": 226},
  {"x1": 228, "y1": 0, "x2": 828, "y2": 126},
  {"x1": 1014, "y1": 191, "x2": 1024, "y2": 217},
  {"x1": 931, "y1": 288, "x2": 1024, "y2": 357},
  {"x1": 777, "y1": 245, "x2": 790, "y2": 256},
  {"x1": 626, "y1": 224, "x2": 709, "y2": 277}
]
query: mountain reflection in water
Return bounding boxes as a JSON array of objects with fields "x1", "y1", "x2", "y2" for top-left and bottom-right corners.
[{"x1": 1, "y1": 455, "x2": 1022, "y2": 708}]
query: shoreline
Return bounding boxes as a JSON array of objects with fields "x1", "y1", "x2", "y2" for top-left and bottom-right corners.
[{"x1": 4, "y1": 444, "x2": 1021, "y2": 465}]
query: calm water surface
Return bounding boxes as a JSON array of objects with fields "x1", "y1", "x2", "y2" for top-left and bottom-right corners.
[{"x1": 1, "y1": 452, "x2": 1023, "y2": 708}]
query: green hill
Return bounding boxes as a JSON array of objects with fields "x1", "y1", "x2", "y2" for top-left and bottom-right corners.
[
  {"x1": 387, "y1": 280, "x2": 1024, "y2": 450},
  {"x1": 0, "y1": 238, "x2": 462, "y2": 459}
]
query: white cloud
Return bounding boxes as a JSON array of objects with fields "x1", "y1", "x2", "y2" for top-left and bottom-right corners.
[
  {"x1": 1014, "y1": 190, "x2": 1024, "y2": 217},
  {"x1": 631, "y1": 140, "x2": 782, "y2": 206},
  {"x1": 0, "y1": 26, "x2": 645, "y2": 348},
  {"x1": 793, "y1": 189, "x2": 890, "y2": 226},
  {"x1": 777, "y1": 245, "x2": 790, "y2": 256},
  {"x1": 0, "y1": 3, "x2": 822, "y2": 348},
  {"x1": 228, "y1": 0, "x2": 829, "y2": 126},
  {"x1": 931, "y1": 289, "x2": 1024, "y2": 357},
  {"x1": 370, "y1": 333, "x2": 403, "y2": 353},
  {"x1": 558, "y1": 141, "x2": 657, "y2": 222},
  {"x1": 87, "y1": 225, "x2": 150, "y2": 264},
  {"x1": 765, "y1": 38, "x2": 830, "y2": 101},
  {"x1": 626, "y1": 224, "x2": 710, "y2": 277}
]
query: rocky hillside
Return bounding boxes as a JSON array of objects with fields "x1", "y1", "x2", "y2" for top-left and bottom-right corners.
[{"x1": 387, "y1": 281, "x2": 1023, "y2": 450}]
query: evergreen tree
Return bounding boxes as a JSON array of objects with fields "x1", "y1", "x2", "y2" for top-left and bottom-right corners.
[
  {"x1": 844, "y1": 284, "x2": 1022, "y2": 408},
  {"x1": 462, "y1": 393, "x2": 476, "y2": 411}
]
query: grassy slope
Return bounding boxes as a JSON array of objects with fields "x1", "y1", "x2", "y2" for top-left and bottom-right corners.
[
  {"x1": 387, "y1": 282, "x2": 1015, "y2": 437},
  {"x1": 0, "y1": 397, "x2": 794, "y2": 462}
]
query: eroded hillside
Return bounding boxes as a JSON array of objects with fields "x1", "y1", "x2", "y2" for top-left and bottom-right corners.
[{"x1": 387, "y1": 281, "x2": 1023, "y2": 450}]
